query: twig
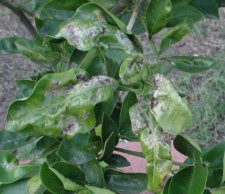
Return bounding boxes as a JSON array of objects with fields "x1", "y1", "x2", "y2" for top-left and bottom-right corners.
[
  {"x1": 0, "y1": 0, "x2": 36, "y2": 37},
  {"x1": 127, "y1": 0, "x2": 143, "y2": 33}
]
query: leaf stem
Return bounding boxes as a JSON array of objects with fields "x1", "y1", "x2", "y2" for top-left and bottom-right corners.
[
  {"x1": 115, "y1": 147, "x2": 145, "y2": 158},
  {"x1": 0, "y1": 0, "x2": 36, "y2": 37},
  {"x1": 172, "y1": 161, "x2": 191, "y2": 167},
  {"x1": 149, "y1": 38, "x2": 161, "y2": 63}
]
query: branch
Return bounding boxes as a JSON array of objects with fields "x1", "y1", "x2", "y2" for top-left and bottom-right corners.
[{"x1": 0, "y1": 0, "x2": 36, "y2": 37}]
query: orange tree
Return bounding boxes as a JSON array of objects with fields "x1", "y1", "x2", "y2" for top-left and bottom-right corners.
[{"x1": 0, "y1": 0, "x2": 225, "y2": 193}]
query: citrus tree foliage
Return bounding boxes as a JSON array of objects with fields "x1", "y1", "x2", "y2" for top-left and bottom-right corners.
[{"x1": 0, "y1": 0, "x2": 224, "y2": 193}]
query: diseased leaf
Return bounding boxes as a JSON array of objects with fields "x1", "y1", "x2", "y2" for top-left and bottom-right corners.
[
  {"x1": 7, "y1": 68, "x2": 117, "y2": 137},
  {"x1": 0, "y1": 150, "x2": 39, "y2": 184},
  {"x1": 140, "y1": 129, "x2": 172, "y2": 193},
  {"x1": 57, "y1": 133, "x2": 101, "y2": 165},
  {"x1": 167, "y1": 56, "x2": 217, "y2": 73},
  {"x1": 151, "y1": 74, "x2": 192, "y2": 134},
  {"x1": 168, "y1": 165, "x2": 208, "y2": 194},
  {"x1": 146, "y1": 0, "x2": 172, "y2": 35}
]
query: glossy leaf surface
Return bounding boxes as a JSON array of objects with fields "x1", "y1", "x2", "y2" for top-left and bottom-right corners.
[
  {"x1": 167, "y1": 56, "x2": 217, "y2": 73},
  {"x1": 146, "y1": 0, "x2": 172, "y2": 35}
]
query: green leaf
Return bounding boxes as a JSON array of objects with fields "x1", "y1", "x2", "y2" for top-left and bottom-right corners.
[
  {"x1": 0, "y1": 150, "x2": 39, "y2": 184},
  {"x1": 40, "y1": 162, "x2": 67, "y2": 194},
  {"x1": 0, "y1": 37, "x2": 22, "y2": 54},
  {"x1": 211, "y1": 187, "x2": 225, "y2": 194},
  {"x1": 16, "y1": 79, "x2": 36, "y2": 97},
  {"x1": 171, "y1": 0, "x2": 191, "y2": 4},
  {"x1": 105, "y1": 169, "x2": 148, "y2": 194},
  {"x1": 7, "y1": 69, "x2": 117, "y2": 137},
  {"x1": 168, "y1": 165, "x2": 208, "y2": 194},
  {"x1": 16, "y1": 136, "x2": 59, "y2": 160},
  {"x1": 167, "y1": 56, "x2": 217, "y2": 73},
  {"x1": 40, "y1": 0, "x2": 88, "y2": 19},
  {"x1": 174, "y1": 134, "x2": 202, "y2": 161},
  {"x1": 151, "y1": 74, "x2": 192, "y2": 134},
  {"x1": 0, "y1": 180, "x2": 27, "y2": 194},
  {"x1": 206, "y1": 170, "x2": 223, "y2": 188},
  {"x1": 191, "y1": 0, "x2": 219, "y2": 18},
  {"x1": 203, "y1": 142, "x2": 225, "y2": 169},
  {"x1": 167, "y1": 4, "x2": 203, "y2": 26},
  {"x1": 146, "y1": 0, "x2": 172, "y2": 35},
  {"x1": 0, "y1": 130, "x2": 35, "y2": 150},
  {"x1": 80, "y1": 160, "x2": 105, "y2": 187},
  {"x1": 17, "y1": 0, "x2": 42, "y2": 14},
  {"x1": 119, "y1": 92, "x2": 138, "y2": 140},
  {"x1": 50, "y1": 163, "x2": 86, "y2": 192},
  {"x1": 15, "y1": 39, "x2": 60, "y2": 64},
  {"x1": 57, "y1": 133, "x2": 101, "y2": 165},
  {"x1": 104, "y1": 154, "x2": 130, "y2": 167},
  {"x1": 26, "y1": 175, "x2": 45, "y2": 194},
  {"x1": 140, "y1": 129, "x2": 172, "y2": 193},
  {"x1": 160, "y1": 19, "x2": 192, "y2": 53},
  {"x1": 86, "y1": 185, "x2": 116, "y2": 194}
]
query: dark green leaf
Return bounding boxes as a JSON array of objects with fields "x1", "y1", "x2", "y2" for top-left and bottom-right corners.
[
  {"x1": 81, "y1": 160, "x2": 105, "y2": 187},
  {"x1": 40, "y1": 163, "x2": 66, "y2": 194},
  {"x1": 104, "y1": 154, "x2": 130, "y2": 167},
  {"x1": 105, "y1": 169, "x2": 148, "y2": 194},
  {"x1": 160, "y1": 19, "x2": 192, "y2": 53},
  {"x1": 191, "y1": 0, "x2": 219, "y2": 18},
  {"x1": 146, "y1": 0, "x2": 172, "y2": 35},
  {"x1": 203, "y1": 142, "x2": 225, "y2": 169},
  {"x1": 167, "y1": 56, "x2": 217, "y2": 73},
  {"x1": 119, "y1": 92, "x2": 137, "y2": 140},
  {"x1": 57, "y1": 133, "x2": 101, "y2": 165},
  {"x1": 102, "y1": 114, "x2": 118, "y2": 143},
  {"x1": 206, "y1": 170, "x2": 223, "y2": 188},
  {"x1": 167, "y1": 4, "x2": 203, "y2": 26},
  {"x1": 168, "y1": 165, "x2": 208, "y2": 194},
  {"x1": 174, "y1": 134, "x2": 202, "y2": 161}
]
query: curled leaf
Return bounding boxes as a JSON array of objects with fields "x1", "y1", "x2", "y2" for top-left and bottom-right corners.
[{"x1": 151, "y1": 74, "x2": 192, "y2": 134}]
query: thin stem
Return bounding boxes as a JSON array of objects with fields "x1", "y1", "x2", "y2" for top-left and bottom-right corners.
[
  {"x1": 115, "y1": 147, "x2": 145, "y2": 158},
  {"x1": 149, "y1": 38, "x2": 161, "y2": 63},
  {"x1": 0, "y1": 0, "x2": 36, "y2": 37},
  {"x1": 127, "y1": 0, "x2": 143, "y2": 32}
]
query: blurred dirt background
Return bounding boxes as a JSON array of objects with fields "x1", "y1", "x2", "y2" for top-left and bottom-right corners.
[{"x1": 0, "y1": 5, "x2": 225, "y2": 148}]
